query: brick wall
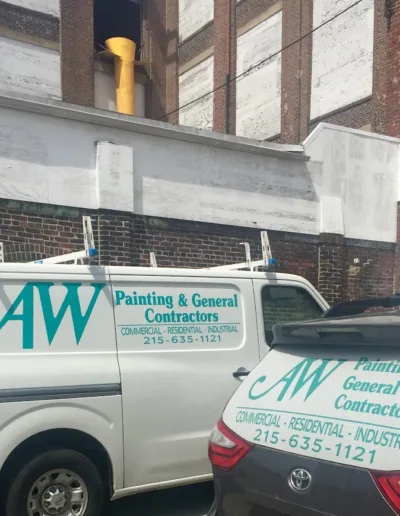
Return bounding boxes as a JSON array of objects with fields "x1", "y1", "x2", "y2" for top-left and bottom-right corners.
[
  {"x1": 385, "y1": 0, "x2": 400, "y2": 137},
  {"x1": 172, "y1": 0, "x2": 400, "y2": 141},
  {"x1": 0, "y1": 200, "x2": 397, "y2": 305},
  {"x1": 213, "y1": 0, "x2": 237, "y2": 133},
  {"x1": 281, "y1": 0, "x2": 312, "y2": 144},
  {"x1": 318, "y1": 234, "x2": 395, "y2": 306},
  {"x1": 0, "y1": 1, "x2": 59, "y2": 42},
  {"x1": 60, "y1": 0, "x2": 94, "y2": 107},
  {"x1": 165, "y1": 0, "x2": 179, "y2": 124}
]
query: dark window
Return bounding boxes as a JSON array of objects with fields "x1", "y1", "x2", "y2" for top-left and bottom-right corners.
[
  {"x1": 94, "y1": 0, "x2": 141, "y2": 56},
  {"x1": 262, "y1": 285, "x2": 323, "y2": 344}
]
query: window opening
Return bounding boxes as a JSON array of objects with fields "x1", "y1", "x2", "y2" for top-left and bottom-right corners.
[
  {"x1": 261, "y1": 285, "x2": 323, "y2": 344},
  {"x1": 94, "y1": 0, "x2": 142, "y2": 57}
]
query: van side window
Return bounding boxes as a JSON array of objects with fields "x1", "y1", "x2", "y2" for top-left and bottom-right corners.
[{"x1": 262, "y1": 285, "x2": 323, "y2": 344}]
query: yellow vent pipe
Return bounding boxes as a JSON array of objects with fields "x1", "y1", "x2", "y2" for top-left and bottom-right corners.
[{"x1": 105, "y1": 37, "x2": 136, "y2": 116}]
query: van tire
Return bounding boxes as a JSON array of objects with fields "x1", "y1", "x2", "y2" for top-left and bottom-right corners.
[{"x1": 5, "y1": 448, "x2": 104, "y2": 516}]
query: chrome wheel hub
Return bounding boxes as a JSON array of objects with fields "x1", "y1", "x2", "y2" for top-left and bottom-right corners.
[
  {"x1": 41, "y1": 484, "x2": 69, "y2": 514},
  {"x1": 27, "y1": 469, "x2": 88, "y2": 516}
]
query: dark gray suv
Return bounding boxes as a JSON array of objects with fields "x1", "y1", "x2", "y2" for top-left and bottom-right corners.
[{"x1": 208, "y1": 295, "x2": 400, "y2": 516}]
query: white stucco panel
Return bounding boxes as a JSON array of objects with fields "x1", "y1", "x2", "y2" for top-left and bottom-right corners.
[
  {"x1": 236, "y1": 12, "x2": 282, "y2": 140},
  {"x1": 1, "y1": 0, "x2": 59, "y2": 16},
  {"x1": 179, "y1": 56, "x2": 213, "y2": 130},
  {"x1": 96, "y1": 142, "x2": 134, "y2": 212},
  {"x1": 305, "y1": 124, "x2": 399, "y2": 243},
  {"x1": 0, "y1": 37, "x2": 61, "y2": 99},
  {"x1": 0, "y1": 107, "x2": 96, "y2": 209},
  {"x1": 311, "y1": 0, "x2": 374, "y2": 120},
  {"x1": 179, "y1": 0, "x2": 214, "y2": 42},
  {"x1": 0, "y1": 101, "x2": 317, "y2": 234}
]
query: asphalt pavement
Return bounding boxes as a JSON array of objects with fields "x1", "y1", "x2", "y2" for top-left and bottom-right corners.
[{"x1": 106, "y1": 482, "x2": 214, "y2": 516}]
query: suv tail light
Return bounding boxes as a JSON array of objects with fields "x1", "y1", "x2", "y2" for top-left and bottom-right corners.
[
  {"x1": 208, "y1": 418, "x2": 253, "y2": 471},
  {"x1": 372, "y1": 472, "x2": 400, "y2": 514}
]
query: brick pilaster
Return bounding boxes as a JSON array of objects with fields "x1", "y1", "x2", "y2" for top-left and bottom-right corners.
[
  {"x1": 213, "y1": 0, "x2": 237, "y2": 134},
  {"x1": 318, "y1": 234, "x2": 345, "y2": 306},
  {"x1": 143, "y1": 0, "x2": 167, "y2": 120},
  {"x1": 281, "y1": 0, "x2": 313, "y2": 144},
  {"x1": 385, "y1": 0, "x2": 400, "y2": 136},
  {"x1": 165, "y1": 0, "x2": 179, "y2": 124},
  {"x1": 60, "y1": 0, "x2": 94, "y2": 107},
  {"x1": 97, "y1": 211, "x2": 134, "y2": 266},
  {"x1": 395, "y1": 202, "x2": 400, "y2": 292},
  {"x1": 371, "y1": 0, "x2": 388, "y2": 133}
]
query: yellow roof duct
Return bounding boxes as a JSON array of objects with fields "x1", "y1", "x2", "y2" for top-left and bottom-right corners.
[{"x1": 105, "y1": 37, "x2": 136, "y2": 116}]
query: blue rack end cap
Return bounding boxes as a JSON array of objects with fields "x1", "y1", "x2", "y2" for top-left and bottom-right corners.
[
  {"x1": 89, "y1": 248, "x2": 98, "y2": 257},
  {"x1": 34, "y1": 260, "x2": 44, "y2": 264},
  {"x1": 268, "y1": 258, "x2": 277, "y2": 266}
]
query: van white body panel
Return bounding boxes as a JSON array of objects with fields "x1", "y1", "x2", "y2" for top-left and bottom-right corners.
[{"x1": 0, "y1": 263, "x2": 329, "y2": 497}]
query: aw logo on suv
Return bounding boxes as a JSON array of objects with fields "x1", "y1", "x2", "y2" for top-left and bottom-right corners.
[
  {"x1": 248, "y1": 358, "x2": 347, "y2": 402},
  {"x1": 0, "y1": 282, "x2": 106, "y2": 349}
]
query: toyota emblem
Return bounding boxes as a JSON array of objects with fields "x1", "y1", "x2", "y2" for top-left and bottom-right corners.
[{"x1": 288, "y1": 468, "x2": 312, "y2": 493}]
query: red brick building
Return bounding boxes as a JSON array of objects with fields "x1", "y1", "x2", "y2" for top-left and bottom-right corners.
[
  {"x1": 0, "y1": 0, "x2": 400, "y2": 307},
  {"x1": 0, "y1": 0, "x2": 399, "y2": 140}
]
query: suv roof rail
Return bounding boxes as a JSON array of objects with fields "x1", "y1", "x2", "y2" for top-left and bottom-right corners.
[{"x1": 322, "y1": 294, "x2": 400, "y2": 318}]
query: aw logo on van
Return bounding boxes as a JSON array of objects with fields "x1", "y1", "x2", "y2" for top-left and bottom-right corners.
[
  {"x1": 249, "y1": 358, "x2": 347, "y2": 403},
  {"x1": 0, "y1": 282, "x2": 106, "y2": 349}
]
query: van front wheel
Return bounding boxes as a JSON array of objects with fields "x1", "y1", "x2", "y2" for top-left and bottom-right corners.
[{"x1": 5, "y1": 449, "x2": 104, "y2": 516}]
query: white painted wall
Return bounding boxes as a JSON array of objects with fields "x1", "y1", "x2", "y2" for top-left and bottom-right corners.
[
  {"x1": 304, "y1": 124, "x2": 399, "y2": 243},
  {"x1": 179, "y1": 0, "x2": 214, "y2": 42},
  {"x1": 0, "y1": 37, "x2": 61, "y2": 99},
  {"x1": 1, "y1": 0, "x2": 59, "y2": 16},
  {"x1": 311, "y1": 0, "x2": 374, "y2": 120},
  {"x1": 179, "y1": 57, "x2": 213, "y2": 130},
  {"x1": 0, "y1": 98, "x2": 316, "y2": 234},
  {"x1": 94, "y1": 70, "x2": 146, "y2": 117},
  {"x1": 0, "y1": 95, "x2": 398, "y2": 243},
  {"x1": 236, "y1": 12, "x2": 282, "y2": 140}
]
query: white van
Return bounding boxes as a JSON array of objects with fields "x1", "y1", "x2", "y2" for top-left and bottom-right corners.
[{"x1": 0, "y1": 262, "x2": 328, "y2": 516}]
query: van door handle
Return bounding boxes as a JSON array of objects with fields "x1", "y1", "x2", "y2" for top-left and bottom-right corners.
[{"x1": 233, "y1": 368, "x2": 250, "y2": 379}]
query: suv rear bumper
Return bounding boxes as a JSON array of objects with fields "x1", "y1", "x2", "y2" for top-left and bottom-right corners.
[{"x1": 210, "y1": 446, "x2": 396, "y2": 516}]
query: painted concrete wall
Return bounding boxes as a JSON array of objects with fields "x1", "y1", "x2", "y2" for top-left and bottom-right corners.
[
  {"x1": 0, "y1": 95, "x2": 398, "y2": 243},
  {"x1": 311, "y1": 0, "x2": 374, "y2": 120},
  {"x1": 179, "y1": 57, "x2": 214, "y2": 130},
  {"x1": 94, "y1": 70, "x2": 146, "y2": 117},
  {"x1": 236, "y1": 12, "x2": 282, "y2": 140},
  {"x1": 304, "y1": 124, "x2": 399, "y2": 243},
  {"x1": 0, "y1": 97, "x2": 316, "y2": 234},
  {"x1": 179, "y1": 0, "x2": 214, "y2": 42},
  {"x1": 0, "y1": 37, "x2": 61, "y2": 99},
  {"x1": 2, "y1": 0, "x2": 59, "y2": 16}
]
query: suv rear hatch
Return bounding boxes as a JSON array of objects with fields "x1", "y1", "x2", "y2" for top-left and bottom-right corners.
[{"x1": 219, "y1": 305, "x2": 400, "y2": 515}]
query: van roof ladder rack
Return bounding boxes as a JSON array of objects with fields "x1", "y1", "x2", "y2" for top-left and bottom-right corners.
[
  {"x1": 31, "y1": 216, "x2": 97, "y2": 265},
  {"x1": 203, "y1": 231, "x2": 277, "y2": 271},
  {"x1": 0, "y1": 217, "x2": 98, "y2": 265},
  {"x1": 147, "y1": 231, "x2": 277, "y2": 272},
  {"x1": 1, "y1": 221, "x2": 275, "y2": 272}
]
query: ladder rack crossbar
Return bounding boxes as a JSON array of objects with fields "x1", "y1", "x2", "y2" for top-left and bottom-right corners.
[
  {"x1": 31, "y1": 248, "x2": 97, "y2": 265},
  {"x1": 204, "y1": 259, "x2": 267, "y2": 271}
]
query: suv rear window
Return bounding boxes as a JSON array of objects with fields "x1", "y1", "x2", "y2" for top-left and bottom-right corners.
[{"x1": 262, "y1": 285, "x2": 323, "y2": 344}]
